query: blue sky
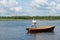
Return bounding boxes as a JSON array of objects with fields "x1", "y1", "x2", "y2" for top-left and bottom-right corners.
[{"x1": 0, "y1": 0, "x2": 60, "y2": 16}]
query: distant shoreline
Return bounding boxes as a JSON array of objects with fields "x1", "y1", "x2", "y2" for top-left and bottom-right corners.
[{"x1": 0, "y1": 16, "x2": 60, "y2": 21}]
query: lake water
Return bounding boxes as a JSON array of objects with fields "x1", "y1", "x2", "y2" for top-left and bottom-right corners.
[{"x1": 0, "y1": 20, "x2": 60, "y2": 40}]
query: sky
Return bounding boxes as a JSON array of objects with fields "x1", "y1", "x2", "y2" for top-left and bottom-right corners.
[{"x1": 0, "y1": 0, "x2": 60, "y2": 16}]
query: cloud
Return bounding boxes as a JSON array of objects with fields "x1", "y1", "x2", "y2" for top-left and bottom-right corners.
[
  {"x1": 0, "y1": 0, "x2": 19, "y2": 7},
  {"x1": 50, "y1": 1, "x2": 56, "y2": 7},
  {"x1": 10, "y1": 7, "x2": 22, "y2": 12},
  {"x1": 31, "y1": 0, "x2": 48, "y2": 7},
  {"x1": 0, "y1": 1, "x2": 6, "y2": 13},
  {"x1": 0, "y1": 0, "x2": 22, "y2": 16},
  {"x1": 13, "y1": 0, "x2": 60, "y2": 16},
  {"x1": 55, "y1": 0, "x2": 60, "y2": 3},
  {"x1": 0, "y1": 0, "x2": 60, "y2": 16},
  {"x1": 34, "y1": 0, "x2": 48, "y2": 5},
  {"x1": 30, "y1": 0, "x2": 60, "y2": 16},
  {"x1": 56, "y1": 4, "x2": 60, "y2": 10},
  {"x1": 0, "y1": 9, "x2": 6, "y2": 13}
]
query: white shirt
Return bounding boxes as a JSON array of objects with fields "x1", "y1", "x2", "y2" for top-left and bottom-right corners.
[{"x1": 32, "y1": 19, "x2": 36, "y2": 24}]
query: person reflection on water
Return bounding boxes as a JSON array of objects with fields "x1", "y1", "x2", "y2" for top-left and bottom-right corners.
[{"x1": 31, "y1": 18, "x2": 37, "y2": 28}]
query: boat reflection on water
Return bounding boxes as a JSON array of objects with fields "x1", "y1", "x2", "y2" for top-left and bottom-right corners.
[{"x1": 27, "y1": 31, "x2": 55, "y2": 40}]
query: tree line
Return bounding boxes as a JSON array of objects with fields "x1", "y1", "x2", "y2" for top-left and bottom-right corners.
[{"x1": 0, "y1": 16, "x2": 60, "y2": 20}]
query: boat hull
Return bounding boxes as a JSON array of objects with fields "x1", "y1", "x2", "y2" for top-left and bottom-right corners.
[{"x1": 26, "y1": 26, "x2": 55, "y2": 33}]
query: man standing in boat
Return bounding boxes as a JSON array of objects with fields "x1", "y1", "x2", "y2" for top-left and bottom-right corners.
[{"x1": 31, "y1": 18, "x2": 37, "y2": 28}]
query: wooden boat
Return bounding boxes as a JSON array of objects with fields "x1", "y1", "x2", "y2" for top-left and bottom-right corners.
[{"x1": 26, "y1": 26, "x2": 55, "y2": 33}]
